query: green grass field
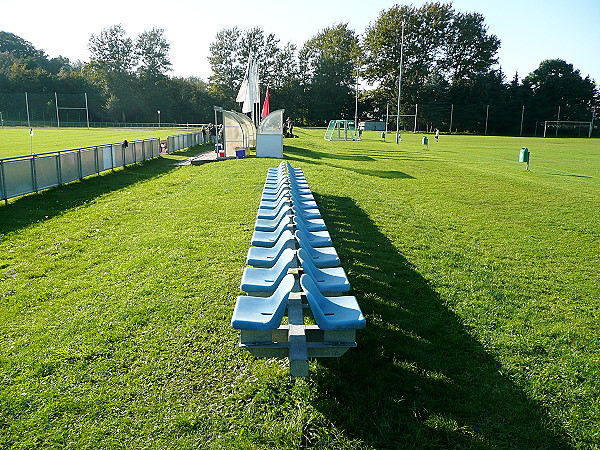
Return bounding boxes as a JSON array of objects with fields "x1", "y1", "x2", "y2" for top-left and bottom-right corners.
[
  {"x1": 1, "y1": 129, "x2": 598, "y2": 448},
  {"x1": 0, "y1": 127, "x2": 201, "y2": 159}
]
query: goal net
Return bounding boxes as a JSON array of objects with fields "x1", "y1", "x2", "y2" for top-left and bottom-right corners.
[{"x1": 543, "y1": 120, "x2": 593, "y2": 138}]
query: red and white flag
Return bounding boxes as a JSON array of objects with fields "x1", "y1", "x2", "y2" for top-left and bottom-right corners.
[{"x1": 261, "y1": 87, "x2": 271, "y2": 119}]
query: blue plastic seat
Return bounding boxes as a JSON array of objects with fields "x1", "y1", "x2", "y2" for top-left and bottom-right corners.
[
  {"x1": 267, "y1": 162, "x2": 285, "y2": 176},
  {"x1": 294, "y1": 220, "x2": 331, "y2": 247},
  {"x1": 291, "y1": 190, "x2": 314, "y2": 202},
  {"x1": 240, "y1": 248, "x2": 295, "y2": 294},
  {"x1": 297, "y1": 248, "x2": 350, "y2": 293},
  {"x1": 258, "y1": 201, "x2": 292, "y2": 219},
  {"x1": 255, "y1": 207, "x2": 292, "y2": 231},
  {"x1": 251, "y1": 218, "x2": 291, "y2": 247},
  {"x1": 258, "y1": 195, "x2": 291, "y2": 212},
  {"x1": 295, "y1": 231, "x2": 340, "y2": 268},
  {"x1": 265, "y1": 174, "x2": 286, "y2": 185},
  {"x1": 293, "y1": 213, "x2": 326, "y2": 232},
  {"x1": 293, "y1": 205, "x2": 322, "y2": 219},
  {"x1": 262, "y1": 188, "x2": 290, "y2": 203},
  {"x1": 292, "y1": 198, "x2": 318, "y2": 210},
  {"x1": 286, "y1": 161, "x2": 303, "y2": 174},
  {"x1": 263, "y1": 180, "x2": 289, "y2": 194},
  {"x1": 246, "y1": 230, "x2": 295, "y2": 267},
  {"x1": 290, "y1": 187, "x2": 311, "y2": 197},
  {"x1": 300, "y1": 274, "x2": 365, "y2": 330},
  {"x1": 231, "y1": 274, "x2": 295, "y2": 330}
]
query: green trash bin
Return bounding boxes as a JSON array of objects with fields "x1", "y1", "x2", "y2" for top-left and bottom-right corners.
[
  {"x1": 422, "y1": 136, "x2": 429, "y2": 146},
  {"x1": 519, "y1": 147, "x2": 530, "y2": 163}
]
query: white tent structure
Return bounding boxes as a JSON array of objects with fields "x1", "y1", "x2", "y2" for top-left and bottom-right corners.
[
  {"x1": 256, "y1": 109, "x2": 285, "y2": 158},
  {"x1": 222, "y1": 110, "x2": 256, "y2": 158}
]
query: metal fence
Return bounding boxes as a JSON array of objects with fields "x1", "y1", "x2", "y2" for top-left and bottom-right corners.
[
  {"x1": 0, "y1": 131, "x2": 205, "y2": 202},
  {"x1": 167, "y1": 132, "x2": 205, "y2": 152}
]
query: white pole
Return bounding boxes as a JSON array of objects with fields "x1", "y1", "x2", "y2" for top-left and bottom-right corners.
[
  {"x1": 396, "y1": 20, "x2": 405, "y2": 144},
  {"x1": 414, "y1": 103, "x2": 418, "y2": 133},
  {"x1": 485, "y1": 104, "x2": 489, "y2": 135},
  {"x1": 520, "y1": 105, "x2": 525, "y2": 136},
  {"x1": 354, "y1": 66, "x2": 359, "y2": 137},
  {"x1": 85, "y1": 93, "x2": 90, "y2": 128},
  {"x1": 25, "y1": 92, "x2": 31, "y2": 128},
  {"x1": 590, "y1": 107, "x2": 595, "y2": 138},
  {"x1": 55, "y1": 92, "x2": 60, "y2": 128},
  {"x1": 385, "y1": 103, "x2": 389, "y2": 134},
  {"x1": 449, "y1": 103, "x2": 454, "y2": 134},
  {"x1": 556, "y1": 106, "x2": 561, "y2": 137}
]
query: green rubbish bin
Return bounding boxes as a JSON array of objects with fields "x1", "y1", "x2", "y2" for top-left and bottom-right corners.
[
  {"x1": 519, "y1": 147, "x2": 530, "y2": 163},
  {"x1": 422, "y1": 136, "x2": 429, "y2": 146}
]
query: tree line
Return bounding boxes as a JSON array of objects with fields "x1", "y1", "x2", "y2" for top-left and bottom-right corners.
[{"x1": 1, "y1": 2, "x2": 598, "y2": 134}]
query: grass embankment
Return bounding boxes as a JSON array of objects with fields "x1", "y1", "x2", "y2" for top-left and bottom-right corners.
[
  {"x1": 0, "y1": 130, "x2": 598, "y2": 448},
  {"x1": 0, "y1": 127, "x2": 200, "y2": 159}
]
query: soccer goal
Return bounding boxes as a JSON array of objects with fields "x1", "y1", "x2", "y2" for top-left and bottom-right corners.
[
  {"x1": 324, "y1": 120, "x2": 359, "y2": 141},
  {"x1": 543, "y1": 120, "x2": 593, "y2": 138}
]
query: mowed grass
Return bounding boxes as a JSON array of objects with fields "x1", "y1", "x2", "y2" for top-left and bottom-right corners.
[
  {"x1": 0, "y1": 130, "x2": 598, "y2": 448},
  {"x1": 0, "y1": 127, "x2": 201, "y2": 159}
]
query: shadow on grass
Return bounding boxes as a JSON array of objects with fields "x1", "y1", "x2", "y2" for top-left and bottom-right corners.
[
  {"x1": 285, "y1": 145, "x2": 376, "y2": 162},
  {"x1": 0, "y1": 146, "x2": 203, "y2": 235},
  {"x1": 285, "y1": 144, "x2": 430, "y2": 169},
  {"x1": 307, "y1": 193, "x2": 571, "y2": 449},
  {"x1": 285, "y1": 148, "x2": 416, "y2": 180}
]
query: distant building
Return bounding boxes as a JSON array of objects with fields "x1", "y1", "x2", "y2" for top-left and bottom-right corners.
[{"x1": 360, "y1": 120, "x2": 386, "y2": 131}]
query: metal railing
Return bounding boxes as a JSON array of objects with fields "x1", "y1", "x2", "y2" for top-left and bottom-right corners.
[
  {"x1": 166, "y1": 132, "x2": 205, "y2": 153},
  {"x1": 1, "y1": 131, "x2": 207, "y2": 203},
  {"x1": 0, "y1": 138, "x2": 161, "y2": 202}
]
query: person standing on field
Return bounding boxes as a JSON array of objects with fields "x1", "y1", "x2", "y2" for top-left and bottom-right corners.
[{"x1": 435, "y1": 128, "x2": 440, "y2": 142}]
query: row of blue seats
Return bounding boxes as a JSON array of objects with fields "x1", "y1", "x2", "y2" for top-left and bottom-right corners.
[{"x1": 231, "y1": 161, "x2": 366, "y2": 333}]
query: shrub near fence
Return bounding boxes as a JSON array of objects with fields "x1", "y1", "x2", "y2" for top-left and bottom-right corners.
[{"x1": 0, "y1": 131, "x2": 204, "y2": 203}]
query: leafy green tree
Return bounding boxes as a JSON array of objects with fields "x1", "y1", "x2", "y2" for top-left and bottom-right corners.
[
  {"x1": 207, "y1": 27, "x2": 298, "y2": 110},
  {"x1": 363, "y1": 2, "x2": 500, "y2": 112},
  {"x1": 136, "y1": 28, "x2": 171, "y2": 79},
  {"x1": 299, "y1": 23, "x2": 360, "y2": 125},
  {"x1": 88, "y1": 24, "x2": 137, "y2": 74},
  {"x1": 443, "y1": 11, "x2": 500, "y2": 83},
  {"x1": 522, "y1": 59, "x2": 597, "y2": 121}
]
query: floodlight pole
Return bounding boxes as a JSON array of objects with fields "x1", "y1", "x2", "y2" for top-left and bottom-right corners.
[
  {"x1": 55, "y1": 92, "x2": 60, "y2": 128},
  {"x1": 25, "y1": 92, "x2": 31, "y2": 128},
  {"x1": 354, "y1": 66, "x2": 359, "y2": 137},
  {"x1": 385, "y1": 103, "x2": 389, "y2": 135},
  {"x1": 85, "y1": 93, "x2": 90, "y2": 128},
  {"x1": 396, "y1": 20, "x2": 405, "y2": 144},
  {"x1": 520, "y1": 105, "x2": 525, "y2": 136}
]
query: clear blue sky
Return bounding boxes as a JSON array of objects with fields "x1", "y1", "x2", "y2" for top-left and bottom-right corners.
[{"x1": 2, "y1": 0, "x2": 599, "y2": 84}]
